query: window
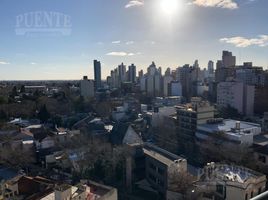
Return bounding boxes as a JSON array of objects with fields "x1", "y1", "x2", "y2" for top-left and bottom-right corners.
[
  {"x1": 216, "y1": 184, "x2": 224, "y2": 195},
  {"x1": 258, "y1": 155, "x2": 266, "y2": 163},
  {"x1": 158, "y1": 167, "x2": 164, "y2": 175},
  {"x1": 157, "y1": 179, "x2": 164, "y2": 187},
  {"x1": 148, "y1": 173, "x2": 156, "y2": 183},
  {"x1": 245, "y1": 194, "x2": 248, "y2": 200},
  {"x1": 258, "y1": 187, "x2": 262, "y2": 195},
  {"x1": 251, "y1": 191, "x2": 254, "y2": 198},
  {"x1": 149, "y1": 163, "x2": 156, "y2": 171}
]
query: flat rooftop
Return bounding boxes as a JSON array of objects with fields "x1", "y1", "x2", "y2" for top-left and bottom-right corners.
[
  {"x1": 0, "y1": 166, "x2": 18, "y2": 181},
  {"x1": 86, "y1": 180, "x2": 116, "y2": 197},
  {"x1": 143, "y1": 143, "x2": 185, "y2": 166},
  {"x1": 198, "y1": 119, "x2": 260, "y2": 135},
  {"x1": 211, "y1": 164, "x2": 264, "y2": 184}
]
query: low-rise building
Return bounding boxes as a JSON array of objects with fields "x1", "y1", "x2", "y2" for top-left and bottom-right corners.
[
  {"x1": 151, "y1": 106, "x2": 176, "y2": 128},
  {"x1": 254, "y1": 144, "x2": 268, "y2": 167},
  {"x1": 196, "y1": 119, "x2": 262, "y2": 145},
  {"x1": 263, "y1": 112, "x2": 268, "y2": 132},
  {"x1": 1, "y1": 175, "x2": 118, "y2": 200},
  {"x1": 197, "y1": 162, "x2": 267, "y2": 200},
  {"x1": 176, "y1": 100, "x2": 215, "y2": 154},
  {"x1": 143, "y1": 144, "x2": 187, "y2": 198},
  {"x1": 154, "y1": 96, "x2": 182, "y2": 107}
]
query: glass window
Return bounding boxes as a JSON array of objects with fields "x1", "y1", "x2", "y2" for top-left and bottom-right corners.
[{"x1": 216, "y1": 184, "x2": 224, "y2": 195}]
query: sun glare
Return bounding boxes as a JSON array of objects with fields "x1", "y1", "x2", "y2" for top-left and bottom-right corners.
[{"x1": 160, "y1": 0, "x2": 180, "y2": 16}]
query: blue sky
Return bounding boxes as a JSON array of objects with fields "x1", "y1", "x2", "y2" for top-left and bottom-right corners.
[{"x1": 0, "y1": 0, "x2": 268, "y2": 80}]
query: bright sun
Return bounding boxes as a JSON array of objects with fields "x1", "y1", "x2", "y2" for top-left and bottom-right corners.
[{"x1": 160, "y1": 0, "x2": 180, "y2": 16}]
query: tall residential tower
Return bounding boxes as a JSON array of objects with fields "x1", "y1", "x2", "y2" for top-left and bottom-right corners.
[{"x1": 94, "y1": 60, "x2": 101, "y2": 90}]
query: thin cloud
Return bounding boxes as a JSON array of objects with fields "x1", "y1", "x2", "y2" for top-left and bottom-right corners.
[
  {"x1": 220, "y1": 35, "x2": 268, "y2": 47},
  {"x1": 31, "y1": 62, "x2": 37, "y2": 65},
  {"x1": 192, "y1": 0, "x2": 238, "y2": 9},
  {"x1": 0, "y1": 61, "x2": 10, "y2": 65},
  {"x1": 106, "y1": 52, "x2": 135, "y2": 56},
  {"x1": 125, "y1": 0, "x2": 144, "y2": 8},
  {"x1": 112, "y1": 40, "x2": 121, "y2": 44},
  {"x1": 246, "y1": 0, "x2": 258, "y2": 3},
  {"x1": 144, "y1": 41, "x2": 156, "y2": 45},
  {"x1": 126, "y1": 41, "x2": 134, "y2": 45}
]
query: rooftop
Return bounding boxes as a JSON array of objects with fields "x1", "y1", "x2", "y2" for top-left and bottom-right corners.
[
  {"x1": 198, "y1": 119, "x2": 261, "y2": 136},
  {"x1": 83, "y1": 180, "x2": 117, "y2": 198},
  {"x1": 0, "y1": 166, "x2": 18, "y2": 181},
  {"x1": 204, "y1": 163, "x2": 265, "y2": 184},
  {"x1": 143, "y1": 143, "x2": 185, "y2": 166}
]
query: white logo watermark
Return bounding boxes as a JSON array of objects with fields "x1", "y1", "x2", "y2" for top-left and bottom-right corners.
[{"x1": 15, "y1": 11, "x2": 72, "y2": 36}]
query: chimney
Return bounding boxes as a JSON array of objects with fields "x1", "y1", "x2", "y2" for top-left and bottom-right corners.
[{"x1": 235, "y1": 121, "x2": 240, "y2": 130}]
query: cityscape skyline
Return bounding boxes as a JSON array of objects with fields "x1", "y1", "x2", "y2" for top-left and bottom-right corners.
[{"x1": 0, "y1": 0, "x2": 268, "y2": 80}]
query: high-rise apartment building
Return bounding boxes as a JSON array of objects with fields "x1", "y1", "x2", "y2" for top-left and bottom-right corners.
[
  {"x1": 222, "y1": 50, "x2": 236, "y2": 68},
  {"x1": 93, "y1": 60, "x2": 101, "y2": 90},
  {"x1": 128, "y1": 64, "x2": 136, "y2": 83},
  {"x1": 168, "y1": 81, "x2": 182, "y2": 96},
  {"x1": 163, "y1": 75, "x2": 173, "y2": 97},
  {"x1": 217, "y1": 81, "x2": 255, "y2": 116},
  {"x1": 118, "y1": 63, "x2": 126, "y2": 84},
  {"x1": 208, "y1": 60, "x2": 214, "y2": 75},
  {"x1": 80, "y1": 76, "x2": 94, "y2": 99}
]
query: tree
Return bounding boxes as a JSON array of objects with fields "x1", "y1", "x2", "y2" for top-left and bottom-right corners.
[
  {"x1": 38, "y1": 104, "x2": 50, "y2": 123},
  {"x1": 0, "y1": 110, "x2": 7, "y2": 121},
  {"x1": 20, "y1": 85, "x2": 25, "y2": 93},
  {"x1": 51, "y1": 115, "x2": 62, "y2": 127},
  {"x1": 0, "y1": 96, "x2": 7, "y2": 105},
  {"x1": 11, "y1": 86, "x2": 18, "y2": 96},
  {"x1": 199, "y1": 135, "x2": 253, "y2": 165},
  {"x1": 168, "y1": 171, "x2": 197, "y2": 199},
  {"x1": 217, "y1": 105, "x2": 242, "y2": 119},
  {"x1": 73, "y1": 96, "x2": 85, "y2": 112},
  {"x1": 0, "y1": 144, "x2": 35, "y2": 168}
]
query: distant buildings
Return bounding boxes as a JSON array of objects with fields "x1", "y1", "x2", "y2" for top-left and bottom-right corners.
[
  {"x1": 168, "y1": 81, "x2": 182, "y2": 97},
  {"x1": 163, "y1": 75, "x2": 173, "y2": 97},
  {"x1": 222, "y1": 50, "x2": 236, "y2": 68},
  {"x1": 118, "y1": 62, "x2": 127, "y2": 84},
  {"x1": 94, "y1": 60, "x2": 101, "y2": 90},
  {"x1": 137, "y1": 62, "x2": 184, "y2": 98},
  {"x1": 80, "y1": 76, "x2": 94, "y2": 99},
  {"x1": 217, "y1": 81, "x2": 255, "y2": 116},
  {"x1": 108, "y1": 62, "x2": 138, "y2": 89},
  {"x1": 235, "y1": 62, "x2": 267, "y2": 87},
  {"x1": 208, "y1": 60, "x2": 214, "y2": 75},
  {"x1": 215, "y1": 51, "x2": 236, "y2": 83},
  {"x1": 128, "y1": 64, "x2": 136, "y2": 83}
]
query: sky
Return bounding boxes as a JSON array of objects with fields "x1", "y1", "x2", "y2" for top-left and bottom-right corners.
[{"x1": 0, "y1": 0, "x2": 268, "y2": 80}]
